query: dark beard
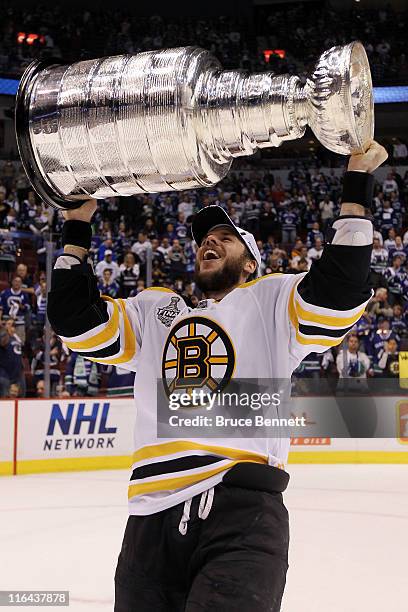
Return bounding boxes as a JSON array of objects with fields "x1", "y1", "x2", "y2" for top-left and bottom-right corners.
[{"x1": 194, "y1": 254, "x2": 246, "y2": 294}]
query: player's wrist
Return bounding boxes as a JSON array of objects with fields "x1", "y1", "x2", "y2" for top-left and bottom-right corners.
[
  {"x1": 62, "y1": 220, "x2": 92, "y2": 252},
  {"x1": 340, "y1": 171, "x2": 375, "y2": 214},
  {"x1": 339, "y1": 203, "x2": 366, "y2": 216},
  {"x1": 63, "y1": 244, "x2": 88, "y2": 259}
]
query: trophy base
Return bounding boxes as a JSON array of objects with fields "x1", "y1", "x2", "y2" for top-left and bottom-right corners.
[{"x1": 15, "y1": 59, "x2": 83, "y2": 211}]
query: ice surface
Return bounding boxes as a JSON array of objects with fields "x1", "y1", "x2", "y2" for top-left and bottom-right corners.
[{"x1": 0, "y1": 465, "x2": 407, "y2": 611}]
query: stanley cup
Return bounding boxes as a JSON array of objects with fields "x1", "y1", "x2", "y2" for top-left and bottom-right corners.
[{"x1": 15, "y1": 42, "x2": 374, "y2": 210}]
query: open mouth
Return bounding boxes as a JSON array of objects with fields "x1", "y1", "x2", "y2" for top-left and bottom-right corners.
[{"x1": 203, "y1": 249, "x2": 221, "y2": 261}]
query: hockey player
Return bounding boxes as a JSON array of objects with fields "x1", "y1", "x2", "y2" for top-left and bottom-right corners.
[{"x1": 48, "y1": 141, "x2": 387, "y2": 611}]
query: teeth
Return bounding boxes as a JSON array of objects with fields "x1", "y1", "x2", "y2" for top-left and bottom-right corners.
[{"x1": 204, "y1": 249, "x2": 220, "y2": 260}]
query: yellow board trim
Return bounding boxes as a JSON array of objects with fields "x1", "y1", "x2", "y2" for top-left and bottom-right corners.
[
  {"x1": 65, "y1": 295, "x2": 119, "y2": 351},
  {"x1": 88, "y1": 299, "x2": 136, "y2": 365},
  {"x1": 16, "y1": 455, "x2": 132, "y2": 475},
  {"x1": 0, "y1": 461, "x2": 13, "y2": 476},
  {"x1": 128, "y1": 458, "x2": 265, "y2": 498},
  {"x1": 132, "y1": 440, "x2": 268, "y2": 465},
  {"x1": 5, "y1": 451, "x2": 408, "y2": 478},
  {"x1": 288, "y1": 451, "x2": 408, "y2": 464}
]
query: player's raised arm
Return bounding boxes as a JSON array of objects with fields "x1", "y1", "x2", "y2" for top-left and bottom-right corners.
[
  {"x1": 47, "y1": 200, "x2": 141, "y2": 371},
  {"x1": 287, "y1": 140, "x2": 388, "y2": 360}
]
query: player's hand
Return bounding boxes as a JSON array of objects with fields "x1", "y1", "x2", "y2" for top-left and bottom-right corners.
[
  {"x1": 347, "y1": 140, "x2": 388, "y2": 173},
  {"x1": 62, "y1": 199, "x2": 97, "y2": 223}
]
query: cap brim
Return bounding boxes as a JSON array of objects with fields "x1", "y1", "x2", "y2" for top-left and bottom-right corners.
[{"x1": 192, "y1": 206, "x2": 241, "y2": 246}]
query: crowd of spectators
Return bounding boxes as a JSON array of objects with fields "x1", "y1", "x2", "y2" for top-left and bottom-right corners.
[
  {"x1": 0, "y1": 156, "x2": 407, "y2": 397},
  {"x1": 0, "y1": 2, "x2": 407, "y2": 86},
  {"x1": 255, "y1": 2, "x2": 408, "y2": 86}
]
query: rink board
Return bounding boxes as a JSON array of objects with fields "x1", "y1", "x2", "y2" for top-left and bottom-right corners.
[
  {"x1": 0, "y1": 400, "x2": 15, "y2": 475},
  {"x1": 0, "y1": 397, "x2": 407, "y2": 475},
  {"x1": 289, "y1": 397, "x2": 408, "y2": 462},
  {"x1": 15, "y1": 398, "x2": 135, "y2": 475}
]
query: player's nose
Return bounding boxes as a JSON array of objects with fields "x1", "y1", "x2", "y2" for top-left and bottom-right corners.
[{"x1": 202, "y1": 233, "x2": 220, "y2": 247}]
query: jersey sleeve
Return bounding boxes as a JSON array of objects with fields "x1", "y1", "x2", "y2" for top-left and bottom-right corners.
[
  {"x1": 244, "y1": 240, "x2": 373, "y2": 370},
  {"x1": 47, "y1": 254, "x2": 143, "y2": 371},
  {"x1": 291, "y1": 242, "x2": 372, "y2": 345}
]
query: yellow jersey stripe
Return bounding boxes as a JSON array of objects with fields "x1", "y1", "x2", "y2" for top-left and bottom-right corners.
[
  {"x1": 144, "y1": 287, "x2": 174, "y2": 293},
  {"x1": 295, "y1": 296, "x2": 365, "y2": 327},
  {"x1": 65, "y1": 295, "x2": 119, "y2": 350},
  {"x1": 288, "y1": 287, "x2": 353, "y2": 348},
  {"x1": 128, "y1": 458, "x2": 264, "y2": 498},
  {"x1": 132, "y1": 440, "x2": 268, "y2": 465},
  {"x1": 88, "y1": 299, "x2": 136, "y2": 364},
  {"x1": 288, "y1": 285, "x2": 299, "y2": 331},
  {"x1": 294, "y1": 332, "x2": 348, "y2": 347},
  {"x1": 238, "y1": 273, "x2": 283, "y2": 289}
]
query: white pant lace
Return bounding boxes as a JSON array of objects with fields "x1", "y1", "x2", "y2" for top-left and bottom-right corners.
[{"x1": 178, "y1": 487, "x2": 215, "y2": 535}]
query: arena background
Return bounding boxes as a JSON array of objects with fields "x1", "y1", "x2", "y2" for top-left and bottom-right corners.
[
  {"x1": 0, "y1": 0, "x2": 407, "y2": 473},
  {"x1": 0, "y1": 2, "x2": 408, "y2": 611}
]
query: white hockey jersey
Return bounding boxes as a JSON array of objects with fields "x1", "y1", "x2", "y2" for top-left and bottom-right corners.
[{"x1": 56, "y1": 271, "x2": 370, "y2": 515}]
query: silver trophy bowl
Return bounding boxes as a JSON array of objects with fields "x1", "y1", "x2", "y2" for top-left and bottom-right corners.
[{"x1": 15, "y1": 41, "x2": 374, "y2": 210}]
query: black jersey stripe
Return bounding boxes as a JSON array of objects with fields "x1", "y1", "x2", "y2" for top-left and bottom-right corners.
[
  {"x1": 130, "y1": 455, "x2": 223, "y2": 481},
  {"x1": 78, "y1": 337, "x2": 121, "y2": 359},
  {"x1": 298, "y1": 322, "x2": 355, "y2": 338}
]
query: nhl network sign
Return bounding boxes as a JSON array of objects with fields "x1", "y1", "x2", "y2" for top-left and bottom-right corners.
[{"x1": 44, "y1": 402, "x2": 117, "y2": 452}]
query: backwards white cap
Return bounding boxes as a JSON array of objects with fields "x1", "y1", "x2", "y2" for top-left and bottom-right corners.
[{"x1": 191, "y1": 205, "x2": 262, "y2": 277}]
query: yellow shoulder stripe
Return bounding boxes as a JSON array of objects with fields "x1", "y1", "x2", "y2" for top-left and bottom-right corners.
[
  {"x1": 144, "y1": 286, "x2": 174, "y2": 293},
  {"x1": 237, "y1": 273, "x2": 283, "y2": 289},
  {"x1": 88, "y1": 298, "x2": 136, "y2": 365},
  {"x1": 65, "y1": 295, "x2": 119, "y2": 350}
]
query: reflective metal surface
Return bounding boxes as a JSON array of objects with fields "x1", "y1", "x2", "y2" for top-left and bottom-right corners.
[
  {"x1": 302, "y1": 42, "x2": 374, "y2": 155},
  {"x1": 15, "y1": 42, "x2": 374, "y2": 209}
]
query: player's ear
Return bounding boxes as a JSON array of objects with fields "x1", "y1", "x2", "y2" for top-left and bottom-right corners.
[{"x1": 243, "y1": 258, "x2": 257, "y2": 277}]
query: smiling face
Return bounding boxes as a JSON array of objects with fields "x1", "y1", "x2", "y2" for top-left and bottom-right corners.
[{"x1": 194, "y1": 226, "x2": 256, "y2": 295}]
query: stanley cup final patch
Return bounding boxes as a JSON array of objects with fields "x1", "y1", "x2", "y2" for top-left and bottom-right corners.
[{"x1": 157, "y1": 296, "x2": 181, "y2": 327}]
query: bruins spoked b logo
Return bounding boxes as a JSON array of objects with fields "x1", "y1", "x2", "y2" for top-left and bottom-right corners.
[{"x1": 161, "y1": 316, "x2": 235, "y2": 397}]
